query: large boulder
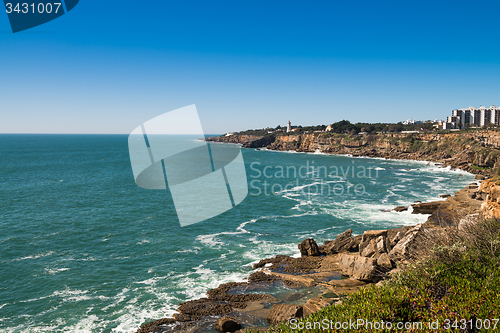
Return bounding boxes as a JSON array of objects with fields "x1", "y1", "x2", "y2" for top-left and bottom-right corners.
[
  {"x1": 359, "y1": 230, "x2": 388, "y2": 257},
  {"x1": 215, "y1": 317, "x2": 241, "y2": 332},
  {"x1": 338, "y1": 254, "x2": 378, "y2": 281},
  {"x1": 266, "y1": 304, "x2": 303, "y2": 326},
  {"x1": 298, "y1": 238, "x2": 321, "y2": 257},
  {"x1": 322, "y1": 229, "x2": 360, "y2": 254},
  {"x1": 376, "y1": 253, "x2": 393, "y2": 270},
  {"x1": 360, "y1": 239, "x2": 376, "y2": 257}
]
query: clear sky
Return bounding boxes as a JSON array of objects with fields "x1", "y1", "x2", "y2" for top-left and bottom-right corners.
[{"x1": 1, "y1": 0, "x2": 500, "y2": 134}]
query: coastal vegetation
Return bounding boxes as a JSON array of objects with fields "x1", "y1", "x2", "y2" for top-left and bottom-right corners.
[
  {"x1": 232, "y1": 120, "x2": 500, "y2": 137},
  {"x1": 257, "y1": 218, "x2": 500, "y2": 332}
]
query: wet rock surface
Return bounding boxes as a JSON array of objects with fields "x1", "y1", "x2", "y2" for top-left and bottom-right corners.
[{"x1": 253, "y1": 255, "x2": 322, "y2": 275}]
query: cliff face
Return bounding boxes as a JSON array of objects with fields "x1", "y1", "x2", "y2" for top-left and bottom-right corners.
[
  {"x1": 208, "y1": 131, "x2": 500, "y2": 177},
  {"x1": 208, "y1": 130, "x2": 500, "y2": 219}
]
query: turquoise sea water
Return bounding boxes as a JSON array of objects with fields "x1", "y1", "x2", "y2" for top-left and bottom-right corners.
[{"x1": 0, "y1": 134, "x2": 475, "y2": 332}]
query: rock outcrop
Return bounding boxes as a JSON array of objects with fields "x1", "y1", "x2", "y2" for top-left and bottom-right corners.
[
  {"x1": 320, "y1": 229, "x2": 360, "y2": 254},
  {"x1": 298, "y1": 238, "x2": 321, "y2": 257},
  {"x1": 338, "y1": 254, "x2": 379, "y2": 281},
  {"x1": 359, "y1": 230, "x2": 390, "y2": 258},
  {"x1": 411, "y1": 202, "x2": 443, "y2": 215},
  {"x1": 266, "y1": 304, "x2": 303, "y2": 326}
]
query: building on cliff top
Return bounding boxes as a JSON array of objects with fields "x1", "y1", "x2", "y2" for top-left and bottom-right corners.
[
  {"x1": 444, "y1": 106, "x2": 500, "y2": 129},
  {"x1": 287, "y1": 120, "x2": 291, "y2": 133}
]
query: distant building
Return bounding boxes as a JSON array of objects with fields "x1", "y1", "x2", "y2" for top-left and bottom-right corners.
[
  {"x1": 444, "y1": 106, "x2": 500, "y2": 129},
  {"x1": 403, "y1": 118, "x2": 422, "y2": 125},
  {"x1": 443, "y1": 121, "x2": 457, "y2": 130},
  {"x1": 287, "y1": 120, "x2": 292, "y2": 133},
  {"x1": 325, "y1": 124, "x2": 333, "y2": 132}
]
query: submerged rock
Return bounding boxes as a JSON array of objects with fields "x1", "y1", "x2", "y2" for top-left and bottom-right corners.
[{"x1": 393, "y1": 205, "x2": 408, "y2": 212}]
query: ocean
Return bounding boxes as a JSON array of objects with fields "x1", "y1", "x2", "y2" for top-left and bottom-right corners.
[{"x1": 0, "y1": 134, "x2": 475, "y2": 333}]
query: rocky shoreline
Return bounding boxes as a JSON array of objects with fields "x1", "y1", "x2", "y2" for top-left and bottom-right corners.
[{"x1": 136, "y1": 131, "x2": 500, "y2": 333}]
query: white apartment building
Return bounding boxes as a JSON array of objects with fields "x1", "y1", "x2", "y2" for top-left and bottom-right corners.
[{"x1": 444, "y1": 105, "x2": 500, "y2": 129}]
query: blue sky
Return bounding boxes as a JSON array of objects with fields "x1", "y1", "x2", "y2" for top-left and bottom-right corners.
[{"x1": 1, "y1": 0, "x2": 500, "y2": 134}]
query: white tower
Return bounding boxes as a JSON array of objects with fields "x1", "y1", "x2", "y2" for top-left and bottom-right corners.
[{"x1": 287, "y1": 120, "x2": 291, "y2": 132}]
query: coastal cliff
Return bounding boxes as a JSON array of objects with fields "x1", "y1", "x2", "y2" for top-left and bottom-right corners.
[{"x1": 208, "y1": 131, "x2": 500, "y2": 176}]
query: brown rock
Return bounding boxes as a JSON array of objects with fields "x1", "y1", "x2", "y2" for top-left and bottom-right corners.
[
  {"x1": 360, "y1": 239, "x2": 376, "y2": 257},
  {"x1": 252, "y1": 255, "x2": 322, "y2": 274},
  {"x1": 376, "y1": 235, "x2": 390, "y2": 254},
  {"x1": 298, "y1": 238, "x2": 321, "y2": 257},
  {"x1": 177, "y1": 299, "x2": 232, "y2": 316},
  {"x1": 338, "y1": 254, "x2": 378, "y2": 281},
  {"x1": 439, "y1": 194, "x2": 451, "y2": 198},
  {"x1": 215, "y1": 317, "x2": 241, "y2": 332},
  {"x1": 411, "y1": 201, "x2": 443, "y2": 214},
  {"x1": 466, "y1": 183, "x2": 479, "y2": 190},
  {"x1": 389, "y1": 231, "x2": 404, "y2": 248},
  {"x1": 377, "y1": 253, "x2": 393, "y2": 270},
  {"x1": 323, "y1": 229, "x2": 360, "y2": 254},
  {"x1": 393, "y1": 205, "x2": 408, "y2": 212},
  {"x1": 266, "y1": 304, "x2": 303, "y2": 326},
  {"x1": 425, "y1": 208, "x2": 459, "y2": 227},
  {"x1": 135, "y1": 318, "x2": 177, "y2": 333},
  {"x1": 173, "y1": 313, "x2": 199, "y2": 322},
  {"x1": 388, "y1": 225, "x2": 446, "y2": 262},
  {"x1": 359, "y1": 230, "x2": 387, "y2": 255},
  {"x1": 475, "y1": 174, "x2": 486, "y2": 180}
]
